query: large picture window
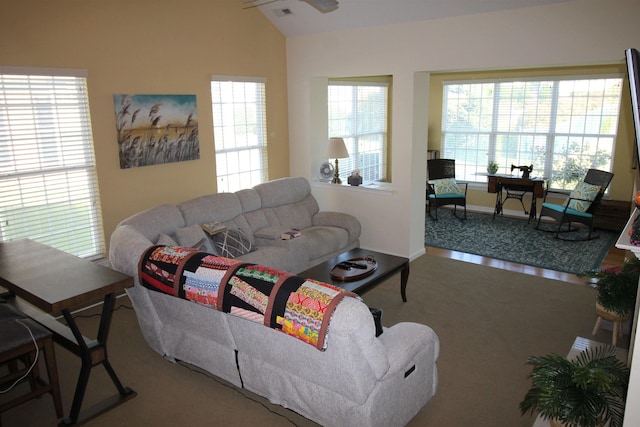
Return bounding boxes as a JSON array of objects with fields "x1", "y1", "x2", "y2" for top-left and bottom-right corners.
[
  {"x1": 0, "y1": 67, "x2": 104, "y2": 259},
  {"x1": 211, "y1": 76, "x2": 268, "y2": 193},
  {"x1": 441, "y1": 74, "x2": 623, "y2": 190},
  {"x1": 328, "y1": 79, "x2": 389, "y2": 183}
]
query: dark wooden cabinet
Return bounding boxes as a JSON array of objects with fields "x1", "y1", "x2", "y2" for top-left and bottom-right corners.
[{"x1": 594, "y1": 199, "x2": 632, "y2": 232}]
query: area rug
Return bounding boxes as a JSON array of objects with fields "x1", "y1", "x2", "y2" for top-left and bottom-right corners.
[{"x1": 424, "y1": 211, "x2": 619, "y2": 275}]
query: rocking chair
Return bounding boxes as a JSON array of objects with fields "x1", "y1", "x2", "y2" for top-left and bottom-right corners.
[{"x1": 535, "y1": 169, "x2": 613, "y2": 241}]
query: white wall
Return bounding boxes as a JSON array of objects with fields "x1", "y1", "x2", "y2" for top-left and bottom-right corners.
[
  {"x1": 285, "y1": 0, "x2": 640, "y2": 423},
  {"x1": 287, "y1": 0, "x2": 640, "y2": 259}
]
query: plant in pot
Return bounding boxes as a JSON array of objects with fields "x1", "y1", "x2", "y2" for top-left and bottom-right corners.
[
  {"x1": 520, "y1": 345, "x2": 630, "y2": 427},
  {"x1": 487, "y1": 160, "x2": 499, "y2": 175},
  {"x1": 585, "y1": 257, "x2": 640, "y2": 319}
]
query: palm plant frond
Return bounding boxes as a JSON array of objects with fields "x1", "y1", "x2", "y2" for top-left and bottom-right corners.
[
  {"x1": 582, "y1": 257, "x2": 640, "y2": 317},
  {"x1": 520, "y1": 346, "x2": 630, "y2": 427}
]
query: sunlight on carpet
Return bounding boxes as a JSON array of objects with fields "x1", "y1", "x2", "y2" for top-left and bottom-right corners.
[{"x1": 425, "y1": 211, "x2": 618, "y2": 275}]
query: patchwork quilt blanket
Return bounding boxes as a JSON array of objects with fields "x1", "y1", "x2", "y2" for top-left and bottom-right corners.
[{"x1": 138, "y1": 245, "x2": 357, "y2": 350}]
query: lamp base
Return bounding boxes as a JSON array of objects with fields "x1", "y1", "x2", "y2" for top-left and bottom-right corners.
[{"x1": 331, "y1": 159, "x2": 342, "y2": 184}]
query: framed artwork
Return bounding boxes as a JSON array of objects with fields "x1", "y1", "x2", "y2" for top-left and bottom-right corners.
[{"x1": 114, "y1": 94, "x2": 200, "y2": 168}]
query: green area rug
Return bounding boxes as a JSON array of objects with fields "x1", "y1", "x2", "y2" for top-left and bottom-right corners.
[{"x1": 424, "y1": 211, "x2": 619, "y2": 275}]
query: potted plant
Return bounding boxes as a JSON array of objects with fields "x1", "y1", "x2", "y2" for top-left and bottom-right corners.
[
  {"x1": 520, "y1": 345, "x2": 630, "y2": 427},
  {"x1": 585, "y1": 257, "x2": 640, "y2": 318},
  {"x1": 487, "y1": 160, "x2": 499, "y2": 175}
]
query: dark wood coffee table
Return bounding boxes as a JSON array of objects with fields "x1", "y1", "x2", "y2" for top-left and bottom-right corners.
[{"x1": 299, "y1": 248, "x2": 409, "y2": 302}]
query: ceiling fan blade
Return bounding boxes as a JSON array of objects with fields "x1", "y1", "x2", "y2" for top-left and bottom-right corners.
[{"x1": 300, "y1": 0, "x2": 339, "y2": 13}]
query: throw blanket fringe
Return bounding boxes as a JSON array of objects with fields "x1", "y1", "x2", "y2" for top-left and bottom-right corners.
[{"x1": 138, "y1": 245, "x2": 356, "y2": 350}]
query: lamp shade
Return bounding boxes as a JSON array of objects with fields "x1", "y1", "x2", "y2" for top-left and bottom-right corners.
[{"x1": 327, "y1": 137, "x2": 349, "y2": 159}]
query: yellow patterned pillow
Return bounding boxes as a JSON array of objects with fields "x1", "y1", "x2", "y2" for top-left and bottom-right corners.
[
  {"x1": 563, "y1": 181, "x2": 601, "y2": 212},
  {"x1": 429, "y1": 178, "x2": 462, "y2": 195}
]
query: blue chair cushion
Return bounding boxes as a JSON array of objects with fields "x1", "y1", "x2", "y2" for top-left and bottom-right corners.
[
  {"x1": 542, "y1": 202, "x2": 593, "y2": 218},
  {"x1": 429, "y1": 193, "x2": 465, "y2": 199}
]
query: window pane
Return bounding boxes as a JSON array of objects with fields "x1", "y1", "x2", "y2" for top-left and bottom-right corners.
[
  {"x1": 211, "y1": 78, "x2": 268, "y2": 193},
  {"x1": 0, "y1": 71, "x2": 104, "y2": 258},
  {"x1": 442, "y1": 75, "x2": 622, "y2": 190},
  {"x1": 328, "y1": 80, "x2": 389, "y2": 182}
]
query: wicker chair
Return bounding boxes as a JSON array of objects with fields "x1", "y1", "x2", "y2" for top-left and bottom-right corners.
[
  {"x1": 535, "y1": 169, "x2": 614, "y2": 240},
  {"x1": 426, "y1": 159, "x2": 467, "y2": 220}
]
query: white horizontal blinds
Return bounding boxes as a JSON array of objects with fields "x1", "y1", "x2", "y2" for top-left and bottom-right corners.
[
  {"x1": 211, "y1": 76, "x2": 268, "y2": 193},
  {"x1": 0, "y1": 70, "x2": 105, "y2": 258},
  {"x1": 328, "y1": 81, "x2": 388, "y2": 182},
  {"x1": 442, "y1": 74, "x2": 623, "y2": 190}
]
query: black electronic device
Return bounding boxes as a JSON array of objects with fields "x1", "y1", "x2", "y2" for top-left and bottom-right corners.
[{"x1": 626, "y1": 48, "x2": 640, "y2": 173}]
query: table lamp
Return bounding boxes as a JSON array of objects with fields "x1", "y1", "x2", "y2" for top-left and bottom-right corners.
[{"x1": 327, "y1": 137, "x2": 349, "y2": 184}]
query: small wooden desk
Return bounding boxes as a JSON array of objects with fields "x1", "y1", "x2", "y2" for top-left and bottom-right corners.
[
  {"x1": 0, "y1": 239, "x2": 136, "y2": 425},
  {"x1": 487, "y1": 175, "x2": 546, "y2": 221}
]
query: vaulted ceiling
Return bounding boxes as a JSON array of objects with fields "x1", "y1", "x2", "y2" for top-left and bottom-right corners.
[{"x1": 250, "y1": 0, "x2": 573, "y2": 37}]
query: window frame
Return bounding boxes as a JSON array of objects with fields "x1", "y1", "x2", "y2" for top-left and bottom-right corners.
[
  {"x1": 210, "y1": 75, "x2": 268, "y2": 193},
  {"x1": 0, "y1": 66, "x2": 105, "y2": 259},
  {"x1": 328, "y1": 78, "x2": 390, "y2": 183},
  {"x1": 439, "y1": 72, "x2": 624, "y2": 192}
]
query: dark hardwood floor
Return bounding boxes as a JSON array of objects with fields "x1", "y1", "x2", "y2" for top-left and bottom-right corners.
[
  {"x1": 425, "y1": 246, "x2": 626, "y2": 285},
  {"x1": 424, "y1": 205, "x2": 630, "y2": 284},
  {"x1": 425, "y1": 235, "x2": 627, "y2": 286}
]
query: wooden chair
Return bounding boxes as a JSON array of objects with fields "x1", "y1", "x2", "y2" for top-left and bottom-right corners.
[
  {"x1": 592, "y1": 302, "x2": 629, "y2": 347},
  {"x1": 535, "y1": 169, "x2": 614, "y2": 240},
  {"x1": 426, "y1": 158, "x2": 467, "y2": 220},
  {"x1": 0, "y1": 303, "x2": 63, "y2": 422}
]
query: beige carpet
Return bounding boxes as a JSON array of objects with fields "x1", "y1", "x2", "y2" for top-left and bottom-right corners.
[{"x1": 1, "y1": 253, "x2": 623, "y2": 427}]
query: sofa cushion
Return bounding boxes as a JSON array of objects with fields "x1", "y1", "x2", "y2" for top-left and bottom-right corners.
[
  {"x1": 253, "y1": 226, "x2": 287, "y2": 240},
  {"x1": 236, "y1": 188, "x2": 262, "y2": 213},
  {"x1": 157, "y1": 233, "x2": 178, "y2": 246},
  {"x1": 303, "y1": 226, "x2": 349, "y2": 259},
  {"x1": 244, "y1": 209, "x2": 271, "y2": 233},
  {"x1": 237, "y1": 246, "x2": 306, "y2": 274},
  {"x1": 178, "y1": 193, "x2": 243, "y2": 225},
  {"x1": 254, "y1": 176, "x2": 312, "y2": 208},
  {"x1": 274, "y1": 204, "x2": 313, "y2": 230},
  {"x1": 174, "y1": 224, "x2": 217, "y2": 254},
  {"x1": 211, "y1": 228, "x2": 254, "y2": 258},
  {"x1": 119, "y1": 204, "x2": 186, "y2": 242}
]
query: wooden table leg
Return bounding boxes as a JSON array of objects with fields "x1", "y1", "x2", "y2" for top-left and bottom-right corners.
[
  {"x1": 59, "y1": 293, "x2": 136, "y2": 426},
  {"x1": 400, "y1": 262, "x2": 409, "y2": 303}
]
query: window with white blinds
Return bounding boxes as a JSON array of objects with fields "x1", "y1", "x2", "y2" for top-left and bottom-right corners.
[
  {"x1": 211, "y1": 76, "x2": 268, "y2": 193},
  {"x1": 328, "y1": 80, "x2": 389, "y2": 183},
  {"x1": 0, "y1": 67, "x2": 105, "y2": 259},
  {"x1": 442, "y1": 75, "x2": 623, "y2": 190}
]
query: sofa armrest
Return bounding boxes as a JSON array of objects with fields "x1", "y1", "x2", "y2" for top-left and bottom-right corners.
[
  {"x1": 109, "y1": 224, "x2": 154, "y2": 278},
  {"x1": 377, "y1": 322, "x2": 440, "y2": 379},
  {"x1": 312, "y1": 211, "x2": 361, "y2": 244}
]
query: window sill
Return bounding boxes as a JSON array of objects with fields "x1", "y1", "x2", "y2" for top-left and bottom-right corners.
[{"x1": 311, "y1": 180, "x2": 394, "y2": 195}]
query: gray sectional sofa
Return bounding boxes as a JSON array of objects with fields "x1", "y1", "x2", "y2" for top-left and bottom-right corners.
[
  {"x1": 109, "y1": 176, "x2": 440, "y2": 427},
  {"x1": 110, "y1": 176, "x2": 361, "y2": 275}
]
